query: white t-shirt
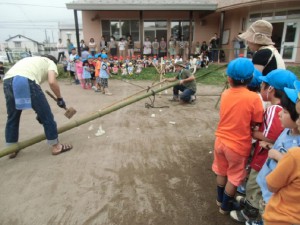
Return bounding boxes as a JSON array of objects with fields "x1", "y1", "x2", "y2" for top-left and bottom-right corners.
[
  {"x1": 4, "y1": 57, "x2": 58, "y2": 85},
  {"x1": 143, "y1": 41, "x2": 152, "y2": 55},
  {"x1": 118, "y1": 41, "x2": 126, "y2": 51},
  {"x1": 57, "y1": 42, "x2": 65, "y2": 53}
]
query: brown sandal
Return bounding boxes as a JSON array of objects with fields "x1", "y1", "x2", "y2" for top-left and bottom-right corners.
[
  {"x1": 52, "y1": 144, "x2": 73, "y2": 156},
  {"x1": 9, "y1": 150, "x2": 20, "y2": 159}
]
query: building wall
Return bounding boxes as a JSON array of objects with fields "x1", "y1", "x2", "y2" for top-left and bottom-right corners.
[
  {"x1": 82, "y1": 10, "x2": 221, "y2": 54},
  {"x1": 80, "y1": 1, "x2": 300, "y2": 63},
  {"x1": 59, "y1": 29, "x2": 84, "y2": 48}
]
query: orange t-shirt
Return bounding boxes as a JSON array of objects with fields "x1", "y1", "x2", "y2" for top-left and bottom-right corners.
[
  {"x1": 215, "y1": 87, "x2": 263, "y2": 157},
  {"x1": 264, "y1": 147, "x2": 300, "y2": 224},
  {"x1": 95, "y1": 60, "x2": 101, "y2": 77}
]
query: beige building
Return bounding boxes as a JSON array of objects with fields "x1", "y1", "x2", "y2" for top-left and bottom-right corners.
[{"x1": 66, "y1": 0, "x2": 300, "y2": 63}]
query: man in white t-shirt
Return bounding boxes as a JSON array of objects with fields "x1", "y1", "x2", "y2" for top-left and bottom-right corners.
[
  {"x1": 3, "y1": 55, "x2": 73, "y2": 158},
  {"x1": 57, "y1": 39, "x2": 65, "y2": 62}
]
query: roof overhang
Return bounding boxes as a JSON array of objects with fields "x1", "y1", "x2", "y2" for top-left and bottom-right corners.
[{"x1": 66, "y1": 3, "x2": 217, "y2": 11}]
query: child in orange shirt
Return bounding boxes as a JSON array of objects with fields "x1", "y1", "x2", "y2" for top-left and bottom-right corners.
[
  {"x1": 262, "y1": 81, "x2": 300, "y2": 225},
  {"x1": 212, "y1": 58, "x2": 264, "y2": 214},
  {"x1": 94, "y1": 54, "x2": 102, "y2": 92}
]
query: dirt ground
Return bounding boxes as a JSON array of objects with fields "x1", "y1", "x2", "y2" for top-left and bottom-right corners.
[{"x1": 0, "y1": 79, "x2": 236, "y2": 225}]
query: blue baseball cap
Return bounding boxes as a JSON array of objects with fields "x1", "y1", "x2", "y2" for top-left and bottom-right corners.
[
  {"x1": 227, "y1": 58, "x2": 254, "y2": 81},
  {"x1": 74, "y1": 55, "x2": 80, "y2": 60},
  {"x1": 259, "y1": 69, "x2": 297, "y2": 91},
  {"x1": 294, "y1": 80, "x2": 300, "y2": 100},
  {"x1": 101, "y1": 54, "x2": 108, "y2": 59},
  {"x1": 87, "y1": 55, "x2": 94, "y2": 59},
  {"x1": 294, "y1": 80, "x2": 300, "y2": 92},
  {"x1": 284, "y1": 87, "x2": 298, "y2": 103},
  {"x1": 248, "y1": 69, "x2": 262, "y2": 88}
]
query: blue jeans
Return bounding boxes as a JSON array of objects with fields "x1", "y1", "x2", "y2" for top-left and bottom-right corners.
[
  {"x1": 3, "y1": 77, "x2": 59, "y2": 146},
  {"x1": 173, "y1": 84, "x2": 195, "y2": 103}
]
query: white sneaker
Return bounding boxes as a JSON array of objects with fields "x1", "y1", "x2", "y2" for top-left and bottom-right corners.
[
  {"x1": 190, "y1": 95, "x2": 196, "y2": 103},
  {"x1": 169, "y1": 96, "x2": 179, "y2": 102}
]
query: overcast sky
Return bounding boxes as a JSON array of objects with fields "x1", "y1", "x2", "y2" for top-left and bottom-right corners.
[{"x1": 0, "y1": 0, "x2": 81, "y2": 43}]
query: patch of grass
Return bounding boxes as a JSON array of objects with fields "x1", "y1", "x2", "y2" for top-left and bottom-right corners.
[
  {"x1": 194, "y1": 64, "x2": 227, "y2": 85},
  {"x1": 287, "y1": 65, "x2": 300, "y2": 79},
  {"x1": 111, "y1": 64, "x2": 227, "y2": 86},
  {"x1": 57, "y1": 64, "x2": 70, "y2": 79}
]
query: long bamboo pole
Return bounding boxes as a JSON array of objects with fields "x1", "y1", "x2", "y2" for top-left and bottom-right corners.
[{"x1": 0, "y1": 64, "x2": 227, "y2": 158}]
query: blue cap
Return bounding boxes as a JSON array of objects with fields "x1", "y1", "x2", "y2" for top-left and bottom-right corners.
[
  {"x1": 74, "y1": 55, "x2": 80, "y2": 60},
  {"x1": 87, "y1": 55, "x2": 93, "y2": 59},
  {"x1": 284, "y1": 87, "x2": 298, "y2": 103},
  {"x1": 248, "y1": 69, "x2": 262, "y2": 87},
  {"x1": 259, "y1": 69, "x2": 297, "y2": 91},
  {"x1": 101, "y1": 54, "x2": 108, "y2": 59},
  {"x1": 294, "y1": 80, "x2": 300, "y2": 93},
  {"x1": 227, "y1": 58, "x2": 254, "y2": 81}
]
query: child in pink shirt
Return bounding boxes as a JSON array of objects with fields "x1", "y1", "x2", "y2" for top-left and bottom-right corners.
[{"x1": 75, "y1": 56, "x2": 83, "y2": 88}]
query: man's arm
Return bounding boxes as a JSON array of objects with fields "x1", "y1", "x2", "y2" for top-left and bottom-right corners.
[
  {"x1": 165, "y1": 77, "x2": 178, "y2": 82},
  {"x1": 48, "y1": 70, "x2": 62, "y2": 98},
  {"x1": 180, "y1": 74, "x2": 195, "y2": 85}
]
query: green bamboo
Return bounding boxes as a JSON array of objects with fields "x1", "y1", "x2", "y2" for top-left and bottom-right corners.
[{"x1": 0, "y1": 64, "x2": 227, "y2": 158}]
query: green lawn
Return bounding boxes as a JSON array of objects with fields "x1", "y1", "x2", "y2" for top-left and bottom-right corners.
[{"x1": 57, "y1": 63, "x2": 300, "y2": 86}]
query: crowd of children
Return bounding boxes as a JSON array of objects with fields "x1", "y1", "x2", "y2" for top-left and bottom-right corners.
[
  {"x1": 213, "y1": 57, "x2": 300, "y2": 225},
  {"x1": 63, "y1": 47, "x2": 210, "y2": 94}
]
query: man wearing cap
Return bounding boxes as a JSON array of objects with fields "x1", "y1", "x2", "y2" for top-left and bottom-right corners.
[
  {"x1": 164, "y1": 61, "x2": 197, "y2": 104},
  {"x1": 238, "y1": 20, "x2": 285, "y2": 76}
]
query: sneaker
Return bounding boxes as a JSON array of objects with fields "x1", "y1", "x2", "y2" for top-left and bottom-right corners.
[
  {"x1": 245, "y1": 220, "x2": 263, "y2": 225},
  {"x1": 169, "y1": 96, "x2": 179, "y2": 102},
  {"x1": 237, "y1": 184, "x2": 246, "y2": 195},
  {"x1": 235, "y1": 196, "x2": 247, "y2": 208},
  {"x1": 231, "y1": 200, "x2": 259, "y2": 222},
  {"x1": 230, "y1": 210, "x2": 248, "y2": 223},
  {"x1": 190, "y1": 95, "x2": 196, "y2": 102},
  {"x1": 95, "y1": 89, "x2": 101, "y2": 92},
  {"x1": 91, "y1": 86, "x2": 97, "y2": 90}
]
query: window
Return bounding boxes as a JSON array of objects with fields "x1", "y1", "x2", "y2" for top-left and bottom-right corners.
[
  {"x1": 14, "y1": 42, "x2": 21, "y2": 48},
  {"x1": 249, "y1": 13, "x2": 262, "y2": 22},
  {"x1": 262, "y1": 12, "x2": 273, "y2": 21},
  {"x1": 144, "y1": 21, "x2": 167, "y2": 41},
  {"x1": 285, "y1": 22, "x2": 297, "y2": 42},
  {"x1": 288, "y1": 10, "x2": 300, "y2": 19},
  {"x1": 274, "y1": 11, "x2": 287, "y2": 20},
  {"x1": 101, "y1": 20, "x2": 140, "y2": 41},
  {"x1": 171, "y1": 21, "x2": 194, "y2": 41}
]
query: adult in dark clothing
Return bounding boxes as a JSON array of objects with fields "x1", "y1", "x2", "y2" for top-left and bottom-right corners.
[
  {"x1": 209, "y1": 33, "x2": 219, "y2": 62},
  {"x1": 239, "y1": 20, "x2": 285, "y2": 75},
  {"x1": 164, "y1": 61, "x2": 197, "y2": 103}
]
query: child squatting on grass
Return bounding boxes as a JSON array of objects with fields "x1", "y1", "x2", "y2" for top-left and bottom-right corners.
[{"x1": 212, "y1": 58, "x2": 264, "y2": 214}]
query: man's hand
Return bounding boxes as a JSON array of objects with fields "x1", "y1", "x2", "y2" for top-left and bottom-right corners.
[
  {"x1": 179, "y1": 80, "x2": 184, "y2": 85},
  {"x1": 57, "y1": 98, "x2": 66, "y2": 108}
]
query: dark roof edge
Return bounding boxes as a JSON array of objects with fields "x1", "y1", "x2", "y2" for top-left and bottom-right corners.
[
  {"x1": 66, "y1": 3, "x2": 217, "y2": 11},
  {"x1": 5, "y1": 34, "x2": 43, "y2": 45}
]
